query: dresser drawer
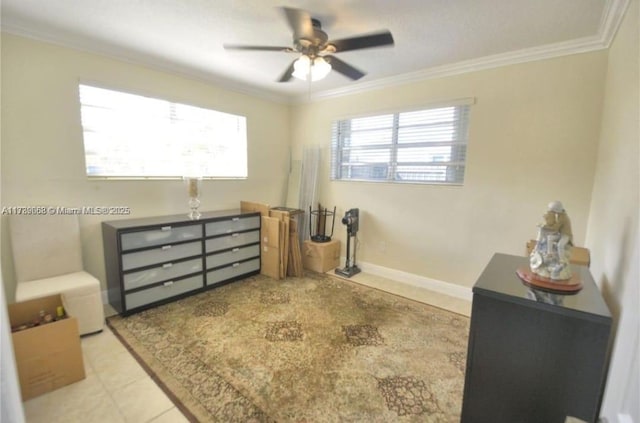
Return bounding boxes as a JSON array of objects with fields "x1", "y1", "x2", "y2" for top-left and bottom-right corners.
[
  {"x1": 125, "y1": 274, "x2": 203, "y2": 310},
  {"x1": 206, "y1": 244, "x2": 260, "y2": 270},
  {"x1": 122, "y1": 241, "x2": 201, "y2": 271},
  {"x1": 206, "y1": 258, "x2": 260, "y2": 286},
  {"x1": 124, "y1": 258, "x2": 203, "y2": 291},
  {"x1": 205, "y1": 231, "x2": 259, "y2": 253},
  {"x1": 205, "y1": 216, "x2": 260, "y2": 237},
  {"x1": 121, "y1": 224, "x2": 202, "y2": 251}
]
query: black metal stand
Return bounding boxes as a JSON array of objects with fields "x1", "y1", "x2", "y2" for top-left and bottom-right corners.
[{"x1": 309, "y1": 205, "x2": 335, "y2": 243}]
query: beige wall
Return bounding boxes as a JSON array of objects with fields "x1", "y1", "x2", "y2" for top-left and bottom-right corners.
[
  {"x1": 0, "y1": 35, "x2": 611, "y2": 298},
  {"x1": 1, "y1": 34, "x2": 291, "y2": 301},
  {"x1": 585, "y1": 0, "x2": 639, "y2": 420},
  {"x1": 291, "y1": 51, "x2": 607, "y2": 288}
]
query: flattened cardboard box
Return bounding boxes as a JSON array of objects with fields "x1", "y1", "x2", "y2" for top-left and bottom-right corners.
[
  {"x1": 9, "y1": 294, "x2": 86, "y2": 401},
  {"x1": 240, "y1": 200, "x2": 270, "y2": 217},
  {"x1": 261, "y1": 215, "x2": 281, "y2": 279},
  {"x1": 303, "y1": 239, "x2": 341, "y2": 273}
]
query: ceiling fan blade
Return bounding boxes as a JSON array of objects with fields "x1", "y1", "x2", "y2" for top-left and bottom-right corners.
[
  {"x1": 324, "y1": 55, "x2": 365, "y2": 80},
  {"x1": 282, "y1": 7, "x2": 314, "y2": 40},
  {"x1": 224, "y1": 44, "x2": 294, "y2": 52},
  {"x1": 278, "y1": 59, "x2": 297, "y2": 82},
  {"x1": 328, "y1": 31, "x2": 394, "y2": 52}
]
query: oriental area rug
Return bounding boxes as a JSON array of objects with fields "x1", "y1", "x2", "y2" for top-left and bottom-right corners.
[{"x1": 107, "y1": 272, "x2": 470, "y2": 422}]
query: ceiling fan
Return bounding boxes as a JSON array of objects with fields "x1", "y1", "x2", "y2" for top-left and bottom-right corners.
[{"x1": 223, "y1": 7, "x2": 394, "y2": 82}]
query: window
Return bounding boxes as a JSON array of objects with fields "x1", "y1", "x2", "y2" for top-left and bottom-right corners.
[
  {"x1": 331, "y1": 100, "x2": 471, "y2": 185},
  {"x1": 79, "y1": 84, "x2": 247, "y2": 178}
]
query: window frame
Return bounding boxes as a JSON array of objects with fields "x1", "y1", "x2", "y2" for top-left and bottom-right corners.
[
  {"x1": 330, "y1": 98, "x2": 473, "y2": 186},
  {"x1": 78, "y1": 82, "x2": 248, "y2": 180}
]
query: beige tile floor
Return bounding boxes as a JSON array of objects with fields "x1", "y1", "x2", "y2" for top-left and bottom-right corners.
[
  {"x1": 21, "y1": 272, "x2": 471, "y2": 422},
  {"x1": 22, "y1": 313, "x2": 189, "y2": 423}
]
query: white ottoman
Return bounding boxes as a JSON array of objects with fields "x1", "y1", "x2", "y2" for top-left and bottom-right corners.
[{"x1": 9, "y1": 214, "x2": 105, "y2": 336}]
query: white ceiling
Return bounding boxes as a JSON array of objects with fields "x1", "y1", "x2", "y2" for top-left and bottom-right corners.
[{"x1": 0, "y1": 0, "x2": 629, "y2": 103}]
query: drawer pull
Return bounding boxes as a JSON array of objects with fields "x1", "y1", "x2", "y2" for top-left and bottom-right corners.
[
  {"x1": 163, "y1": 281, "x2": 174, "y2": 287},
  {"x1": 162, "y1": 263, "x2": 173, "y2": 269},
  {"x1": 232, "y1": 248, "x2": 240, "y2": 253},
  {"x1": 161, "y1": 245, "x2": 172, "y2": 251},
  {"x1": 232, "y1": 262, "x2": 240, "y2": 268},
  {"x1": 232, "y1": 217, "x2": 240, "y2": 222},
  {"x1": 161, "y1": 226, "x2": 172, "y2": 232}
]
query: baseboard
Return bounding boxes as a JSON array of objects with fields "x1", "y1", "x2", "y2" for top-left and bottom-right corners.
[{"x1": 352, "y1": 260, "x2": 473, "y2": 302}]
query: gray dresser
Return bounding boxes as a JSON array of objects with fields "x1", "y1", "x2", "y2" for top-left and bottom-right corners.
[{"x1": 102, "y1": 209, "x2": 261, "y2": 315}]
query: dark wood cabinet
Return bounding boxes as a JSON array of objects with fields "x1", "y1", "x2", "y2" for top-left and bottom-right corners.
[
  {"x1": 102, "y1": 209, "x2": 260, "y2": 315},
  {"x1": 461, "y1": 253, "x2": 612, "y2": 423}
]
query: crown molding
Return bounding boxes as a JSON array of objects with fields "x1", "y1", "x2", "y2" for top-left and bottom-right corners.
[
  {"x1": 293, "y1": 0, "x2": 630, "y2": 104},
  {"x1": 597, "y1": 0, "x2": 630, "y2": 48},
  {"x1": 292, "y1": 35, "x2": 605, "y2": 103},
  {"x1": 0, "y1": 23, "x2": 291, "y2": 105},
  {"x1": 2, "y1": 0, "x2": 629, "y2": 106}
]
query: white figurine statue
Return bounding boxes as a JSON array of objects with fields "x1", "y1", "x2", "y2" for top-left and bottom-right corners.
[{"x1": 529, "y1": 201, "x2": 573, "y2": 280}]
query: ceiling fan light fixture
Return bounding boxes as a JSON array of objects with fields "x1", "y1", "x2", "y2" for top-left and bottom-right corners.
[{"x1": 292, "y1": 55, "x2": 331, "y2": 81}]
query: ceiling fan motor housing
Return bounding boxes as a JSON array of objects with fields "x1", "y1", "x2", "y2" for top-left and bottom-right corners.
[{"x1": 295, "y1": 19, "x2": 329, "y2": 56}]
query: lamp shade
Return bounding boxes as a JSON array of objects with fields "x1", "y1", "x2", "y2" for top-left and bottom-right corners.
[{"x1": 292, "y1": 56, "x2": 331, "y2": 81}]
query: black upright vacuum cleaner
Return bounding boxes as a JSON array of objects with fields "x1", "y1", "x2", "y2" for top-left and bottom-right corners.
[{"x1": 335, "y1": 208, "x2": 361, "y2": 278}]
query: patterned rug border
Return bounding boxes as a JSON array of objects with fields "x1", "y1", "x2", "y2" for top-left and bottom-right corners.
[{"x1": 107, "y1": 272, "x2": 469, "y2": 422}]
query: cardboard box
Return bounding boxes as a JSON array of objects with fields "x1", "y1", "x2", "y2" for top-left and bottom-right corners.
[
  {"x1": 9, "y1": 294, "x2": 86, "y2": 400},
  {"x1": 261, "y1": 215, "x2": 282, "y2": 279},
  {"x1": 240, "y1": 200, "x2": 270, "y2": 217},
  {"x1": 269, "y1": 209, "x2": 290, "y2": 278},
  {"x1": 526, "y1": 240, "x2": 591, "y2": 267},
  {"x1": 303, "y1": 239, "x2": 341, "y2": 273}
]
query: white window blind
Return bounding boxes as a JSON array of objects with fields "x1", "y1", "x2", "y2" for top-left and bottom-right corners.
[
  {"x1": 331, "y1": 102, "x2": 471, "y2": 184},
  {"x1": 79, "y1": 84, "x2": 248, "y2": 179}
]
